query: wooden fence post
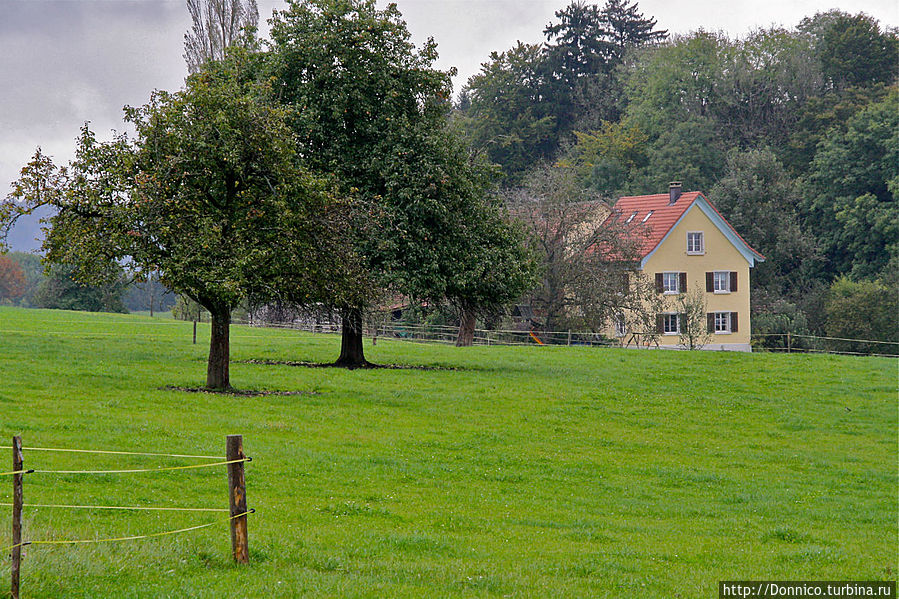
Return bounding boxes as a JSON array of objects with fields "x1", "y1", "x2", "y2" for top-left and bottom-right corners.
[
  {"x1": 11, "y1": 436, "x2": 23, "y2": 599},
  {"x1": 226, "y1": 435, "x2": 249, "y2": 564},
  {"x1": 787, "y1": 332, "x2": 792, "y2": 354},
  {"x1": 193, "y1": 319, "x2": 197, "y2": 345}
]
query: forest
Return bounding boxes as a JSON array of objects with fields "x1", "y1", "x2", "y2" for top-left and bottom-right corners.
[{"x1": 455, "y1": 1, "x2": 898, "y2": 345}]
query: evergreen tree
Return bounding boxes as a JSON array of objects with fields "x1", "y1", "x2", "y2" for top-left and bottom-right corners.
[{"x1": 600, "y1": 0, "x2": 667, "y2": 67}]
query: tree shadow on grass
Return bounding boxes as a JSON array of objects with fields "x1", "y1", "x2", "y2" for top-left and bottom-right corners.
[
  {"x1": 159, "y1": 385, "x2": 319, "y2": 397},
  {"x1": 239, "y1": 358, "x2": 463, "y2": 371}
]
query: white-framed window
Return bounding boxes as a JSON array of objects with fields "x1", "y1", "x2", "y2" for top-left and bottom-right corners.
[
  {"x1": 687, "y1": 231, "x2": 704, "y2": 254},
  {"x1": 662, "y1": 272, "x2": 679, "y2": 294},
  {"x1": 663, "y1": 313, "x2": 680, "y2": 334},
  {"x1": 713, "y1": 271, "x2": 730, "y2": 293},
  {"x1": 625, "y1": 210, "x2": 638, "y2": 223},
  {"x1": 614, "y1": 314, "x2": 627, "y2": 337},
  {"x1": 642, "y1": 210, "x2": 654, "y2": 223},
  {"x1": 714, "y1": 311, "x2": 731, "y2": 333}
]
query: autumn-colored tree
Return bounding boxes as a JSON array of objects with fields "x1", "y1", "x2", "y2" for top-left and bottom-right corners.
[{"x1": 0, "y1": 255, "x2": 26, "y2": 303}]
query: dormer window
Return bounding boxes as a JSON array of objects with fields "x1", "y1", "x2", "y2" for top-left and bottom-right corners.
[
  {"x1": 625, "y1": 211, "x2": 638, "y2": 223},
  {"x1": 687, "y1": 231, "x2": 704, "y2": 254},
  {"x1": 642, "y1": 210, "x2": 654, "y2": 223}
]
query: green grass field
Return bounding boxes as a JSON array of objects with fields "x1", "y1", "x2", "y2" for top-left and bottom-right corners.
[{"x1": 0, "y1": 306, "x2": 896, "y2": 597}]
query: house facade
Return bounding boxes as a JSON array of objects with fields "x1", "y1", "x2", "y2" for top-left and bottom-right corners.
[{"x1": 610, "y1": 183, "x2": 764, "y2": 351}]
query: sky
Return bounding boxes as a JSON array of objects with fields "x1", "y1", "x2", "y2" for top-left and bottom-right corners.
[{"x1": 2, "y1": 0, "x2": 897, "y2": 251}]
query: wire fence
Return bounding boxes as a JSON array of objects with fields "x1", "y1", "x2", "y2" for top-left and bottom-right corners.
[
  {"x1": 250, "y1": 320, "x2": 620, "y2": 348},
  {"x1": 749, "y1": 333, "x2": 899, "y2": 357},
  {"x1": 4, "y1": 314, "x2": 896, "y2": 357},
  {"x1": 249, "y1": 319, "x2": 897, "y2": 356},
  {"x1": 2, "y1": 436, "x2": 254, "y2": 596}
]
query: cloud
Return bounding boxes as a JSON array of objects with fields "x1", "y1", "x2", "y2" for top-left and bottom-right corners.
[
  {"x1": 0, "y1": 0, "x2": 190, "y2": 250},
  {"x1": 3, "y1": 0, "x2": 896, "y2": 252}
]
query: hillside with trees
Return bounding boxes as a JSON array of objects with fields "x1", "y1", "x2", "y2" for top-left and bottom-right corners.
[{"x1": 458, "y1": 1, "x2": 898, "y2": 345}]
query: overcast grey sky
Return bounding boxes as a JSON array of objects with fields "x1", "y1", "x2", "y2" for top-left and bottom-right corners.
[{"x1": 2, "y1": 0, "x2": 897, "y2": 251}]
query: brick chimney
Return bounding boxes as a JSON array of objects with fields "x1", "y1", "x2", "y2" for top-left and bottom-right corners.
[{"x1": 668, "y1": 181, "x2": 682, "y2": 205}]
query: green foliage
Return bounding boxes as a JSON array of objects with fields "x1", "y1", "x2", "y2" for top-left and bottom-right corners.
[
  {"x1": 268, "y1": 0, "x2": 450, "y2": 197},
  {"x1": 751, "y1": 299, "x2": 812, "y2": 351},
  {"x1": 562, "y1": 120, "x2": 648, "y2": 197},
  {"x1": 122, "y1": 63, "x2": 345, "y2": 313},
  {"x1": 629, "y1": 117, "x2": 724, "y2": 194},
  {"x1": 460, "y1": 42, "x2": 557, "y2": 182},
  {"x1": 33, "y1": 263, "x2": 127, "y2": 313},
  {"x1": 1, "y1": 306, "x2": 895, "y2": 596},
  {"x1": 543, "y1": 2, "x2": 609, "y2": 84},
  {"x1": 804, "y1": 88, "x2": 899, "y2": 279},
  {"x1": 599, "y1": 0, "x2": 667, "y2": 67},
  {"x1": 623, "y1": 31, "x2": 732, "y2": 137},
  {"x1": 461, "y1": 1, "x2": 666, "y2": 182},
  {"x1": 709, "y1": 148, "x2": 818, "y2": 296},
  {"x1": 542, "y1": 0, "x2": 666, "y2": 133},
  {"x1": 782, "y1": 84, "x2": 892, "y2": 175},
  {"x1": 720, "y1": 27, "x2": 823, "y2": 148},
  {"x1": 825, "y1": 277, "x2": 899, "y2": 351},
  {"x1": 800, "y1": 10, "x2": 899, "y2": 90},
  {"x1": 0, "y1": 54, "x2": 350, "y2": 387},
  {"x1": 441, "y1": 193, "x2": 537, "y2": 321},
  {"x1": 269, "y1": 0, "x2": 531, "y2": 323}
]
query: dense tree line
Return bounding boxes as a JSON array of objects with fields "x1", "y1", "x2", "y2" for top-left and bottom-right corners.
[
  {"x1": 458, "y1": 1, "x2": 898, "y2": 344},
  {"x1": 0, "y1": 252, "x2": 133, "y2": 312}
]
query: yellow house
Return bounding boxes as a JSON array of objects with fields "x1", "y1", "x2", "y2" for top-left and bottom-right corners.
[{"x1": 610, "y1": 183, "x2": 764, "y2": 351}]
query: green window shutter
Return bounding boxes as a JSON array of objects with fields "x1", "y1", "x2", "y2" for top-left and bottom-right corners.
[
  {"x1": 707, "y1": 312, "x2": 714, "y2": 333},
  {"x1": 706, "y1": 272, "x2": 713, "y2": 292},
  {"x1": 679, "y1": 272, "x2": 687, "y2": 293},
  {"x1": 655, "y1": 273, "x2": 663, "y2": 293},
  {"x1": 731, "y1": 312, "x2": 739, "y2": 333},
  {"x1": 656, "y1": 314, "x2": 664, "y2": 333},
  {"x1": 730, "y1": 271, "x2": 738, "y2": 292}
]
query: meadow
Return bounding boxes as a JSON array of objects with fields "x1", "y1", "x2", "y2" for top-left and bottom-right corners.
[{"x1": 0, "y1": 306, "x2": 895, "y2": 597}]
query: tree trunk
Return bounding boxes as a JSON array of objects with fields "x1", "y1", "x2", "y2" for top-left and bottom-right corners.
[
  {"x1": 335, "y1": 306, "x2": 368, "y2": 368},
  {"x1": 207, "y1": 306, "x2": 231, "y2": 389},
  {"x1": 455, "y1": 308, "x2": 476, "y2": 347}
]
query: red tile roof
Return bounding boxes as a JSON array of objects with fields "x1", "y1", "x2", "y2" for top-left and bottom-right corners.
[{"x1": 604, "y1": 191, "x2": 764, "y2": 261}]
